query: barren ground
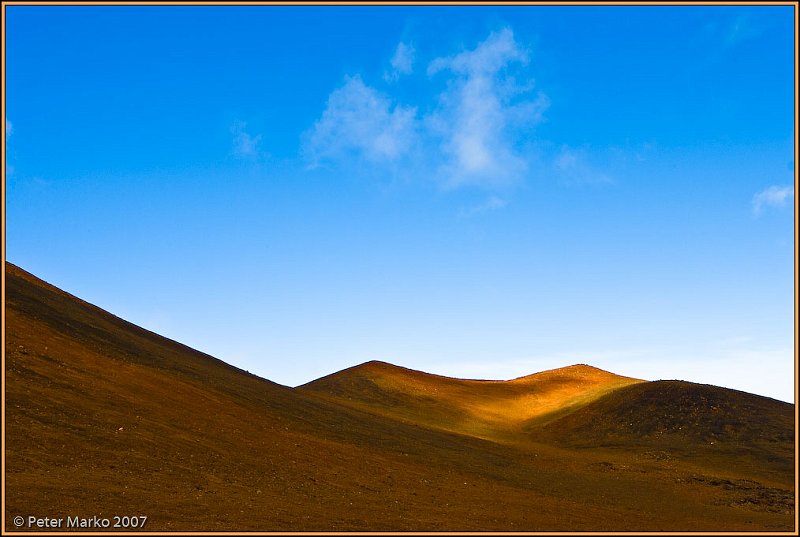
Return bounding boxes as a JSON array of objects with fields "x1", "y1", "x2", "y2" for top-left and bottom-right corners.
[{"x1": 4, "y1": 262, "x2": 796, "y2": 532}]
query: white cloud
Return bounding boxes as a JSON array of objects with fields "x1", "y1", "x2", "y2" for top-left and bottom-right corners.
[
  {"x1": 428, "y1": 28, "x2": 527, "y2": 77},
  {"x1": 231, "y1": 121, "x2": 263, "y2": 159},
  {"x1": 752, "y1": 185, "x2": 794, "y2": 216},
  {"x1": 5, "y1": 119, "x2": 12, "y2": 138},
  {"x1": 303, "y1": 75, "x2": 418, "y2": 167},
  {"x1": 304, "y1": 28, "x2": 548, "y2": 191},
  {"x1": 384, "y1": 42, "x2": 415, "y2": 83},
  {"x1": 427, "y1": 28, "x2": 548, "y2": 189}
]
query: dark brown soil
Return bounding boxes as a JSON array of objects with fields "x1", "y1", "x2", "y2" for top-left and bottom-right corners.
[{"x1": 4, "y1": 262, "x2": 796, "y2": 532}]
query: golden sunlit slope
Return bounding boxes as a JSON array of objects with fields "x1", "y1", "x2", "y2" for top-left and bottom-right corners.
[
  {"x1": 4, "y1": 262, "x2": 795, "y2": 531},
  {"x1": 297, "y1": 360, "x2": 643, "y2": 439}
]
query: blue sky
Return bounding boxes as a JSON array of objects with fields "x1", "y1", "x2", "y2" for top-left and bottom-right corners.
[{"x1": 5, "y1": 5, "x2": 796, "y2": 402}]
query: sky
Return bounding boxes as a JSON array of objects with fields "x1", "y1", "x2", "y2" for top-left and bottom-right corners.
[{"x1": 4, "y1": 5, "x2": 796, "y2": 402}]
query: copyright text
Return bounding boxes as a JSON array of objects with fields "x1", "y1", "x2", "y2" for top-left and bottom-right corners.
[{"x1": 14, "y1": 515, "x2": 147, "y2": 529}]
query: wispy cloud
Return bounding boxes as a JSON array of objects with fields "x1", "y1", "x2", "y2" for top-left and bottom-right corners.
[
  {"x1": 702, "y1": 12, "x2": 767, "y2": 64},
  {"x1": 231, "y1": 121, "x2": 263, "y2": 159},
  {"x1": 427, "y1": 28, "x2": 548, "y2": 189},
  {"x1": 303, "y1": 75, "x2": 418, "y2": 168},
  {"x1": 724, "y1": 13, "x2": 764, "y2": 48},
  {"x1": 304, "y1": 28, "x2": 548, "y2": 193},
  {"x1": 457, "y1": 195, "x2": 508, "y2": 218},
  {"x1": 5, "y1": 119, "x2": 12, "y2": 138},
  {"x1": 752, "y1": 185, "x2": 794, "y2": 216},
  {"x1": 384, "y1": 42, "x2": 415, "y2": 83},
  {"x1": 554, "y1": 145, "x2": 612, "y2": 186}
]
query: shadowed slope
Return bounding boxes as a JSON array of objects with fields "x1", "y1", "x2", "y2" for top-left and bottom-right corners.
[
  {"x1": 532, "y1": 380, "x2": 795, "y2": 479},
  {"x1": 535, "y1": 379, "x2": 794, "y2": 443},
  {"x1": 298, "y1": 360, "x2": 643, "y2": 439}
]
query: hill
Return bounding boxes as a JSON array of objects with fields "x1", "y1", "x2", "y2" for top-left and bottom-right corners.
[
  {"x1": 532, "y1": 379, "x2": 794, "y2": 478},
  {"x1": 538, "y1": 379, "x2": 794, "y2": 446},
  {"x1": 4, "y1": 262, "x2": 795, "y2": 531},
  {"x1": 298, "y1": 360, "x2": 643, "y2": 440}
]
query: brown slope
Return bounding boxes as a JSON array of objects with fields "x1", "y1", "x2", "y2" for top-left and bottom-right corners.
[
  {"x1": 531, "y1": 380, "x2": 795, "y2": 478},
  {"x1": 4, "y1": 262, "x2": 795, "y2": 531},
  {"x1": 298, "y1": 359, "x2": 643, "y2": 440},
  {"x1": 5, "y1": 261, "x2": 574, "y2": 531}
]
